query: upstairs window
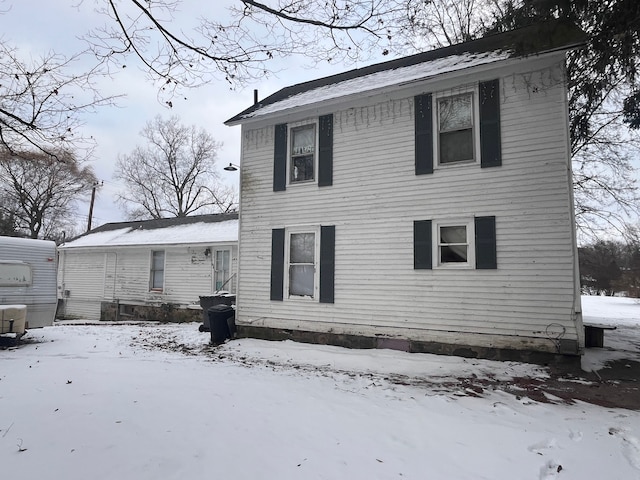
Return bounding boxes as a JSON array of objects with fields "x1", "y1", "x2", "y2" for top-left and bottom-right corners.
[
  {"x1": 415, "y1": 80, "x2": 501, "y2": 175},
  {"x1": 290, "y1": 124, "x2": 316, "y2": 183},
  {"x1": 274, "y1": 115, "x2": 333, "y2": 191},
  {"x1": 437, "y1": 93, "x2": 475, "y2": 165},
  {"x1": 150, "y1": 250, "x2": 165, "y2": 290}
]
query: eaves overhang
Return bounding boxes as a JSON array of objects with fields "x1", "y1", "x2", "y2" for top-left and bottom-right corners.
[{"x1": 225, "y1": 19, "x2": 586, "y2": 127}]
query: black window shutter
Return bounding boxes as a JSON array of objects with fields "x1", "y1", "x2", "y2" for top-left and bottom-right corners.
[
  {"x1": 414, "y1": 220, "x2": 432, "y2": 269},
  {"x1": 479, "y1": 80, "x2": 502, "y2": 168},
  {"x1": 273, "y1": 124, "x2": 287, "y2": 191},
  {"x1": 319, "y1": 225, "x2": 335, "y2": 303},
  {"x1": 414, "y1": 94, "x2": 434, "y2": 175},
  {"x1": 475, "y1": 216, "x2": 497, "y2": 269},
  {"x1": 270, "y1": 228, "x2": 285, "y2": 300},
  {"x1": 318, "y1": 114, "x2": 333, "y2": 187}
]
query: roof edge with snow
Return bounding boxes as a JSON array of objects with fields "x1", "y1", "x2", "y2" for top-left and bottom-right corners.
[
  {"x1": 59, "y1": 213, "x2": 239, "y2": 249},
  {"x1": 225, "y1": 19, "x2": 586, "y2": 125}
]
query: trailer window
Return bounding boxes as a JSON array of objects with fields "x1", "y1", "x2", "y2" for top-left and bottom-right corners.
[{"x1": 0, "y1": 261, "x2": 32, "y2": 286}]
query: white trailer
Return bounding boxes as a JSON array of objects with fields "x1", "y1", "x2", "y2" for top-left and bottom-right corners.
[{"x1": 0, "y1": 236, "x2": 57, "y2": 334}]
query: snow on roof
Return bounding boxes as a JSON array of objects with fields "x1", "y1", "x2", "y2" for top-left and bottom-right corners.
[
  {"x1": 0, "y1": 236, "x2": 56, "y2": 249},
  {"x1": 225, "y1": 20, "x2": 586, "y2": 126},
  {"x1": 60, "y1": 219, "x2": 238, "y2": 249},
  {"x1": 236, "y1": 50, "x2": 509, "y2": 122}
]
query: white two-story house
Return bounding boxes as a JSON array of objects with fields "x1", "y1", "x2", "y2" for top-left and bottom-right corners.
[{"x1": 225, "y1": 21, "x2": 586, "y2": 363}]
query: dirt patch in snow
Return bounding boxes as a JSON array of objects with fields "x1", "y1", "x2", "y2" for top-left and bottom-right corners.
[
  {"x1": 9, "y1": 323, "x2": 639, "y2": 410},
  {"x1": 125, "y1": 326, "x2": 640, "y2": 410}
]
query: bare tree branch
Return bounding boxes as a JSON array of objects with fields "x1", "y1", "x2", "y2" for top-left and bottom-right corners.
[
  {"x1": 0, "y1": 43, "x2": 117, "y2": 158},
  {"x1": 82, "y1": 0, "x2": 415, "y2": 95}
]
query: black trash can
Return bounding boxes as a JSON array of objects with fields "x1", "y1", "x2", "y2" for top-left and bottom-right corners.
[
  {"x1": 207, "y1": 305, "x2": 235, "y2": 345},
  {"x1": 199, "y1": 294, "x2": 236, "y2": 331}
]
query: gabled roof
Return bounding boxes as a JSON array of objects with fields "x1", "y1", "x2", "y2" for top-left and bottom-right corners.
[
  {"x1": 225, "y1": 20, "x2": 585, "y2": 125},
  {"x1": 59, "y1": 213, "x2": 238, "y2": 249}
]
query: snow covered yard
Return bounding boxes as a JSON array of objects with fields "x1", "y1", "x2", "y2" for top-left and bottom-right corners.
[{"x1": 1, "y1": 297, "x2": 640, "y2": 480}]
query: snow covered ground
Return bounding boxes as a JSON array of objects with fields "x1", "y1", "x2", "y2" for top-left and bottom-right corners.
[
  {"x1": 581, "y1": 295, "x2": 640, "y2": 372},
  {"x1": 1, "y1": 296, "x2": 639, "y2": 480}
]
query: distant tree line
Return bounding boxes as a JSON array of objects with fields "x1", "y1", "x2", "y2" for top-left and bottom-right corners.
[{"x1": 579, "y1": 239, "x2": 640, "y2": 297}]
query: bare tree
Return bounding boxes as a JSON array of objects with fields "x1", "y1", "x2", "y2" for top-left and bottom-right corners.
[
  {"x1": 0, "y1": 42, "x2": 115, "y2": 158},
  {"x1": 115, "y1": 115, "x2": 235, "y2": 219},
  {"x1": 0, "y1": 149, "x2": 97, "y2": 239},
  {"x1": 571, "y1": 93, "x2": 640, "y2": 241}
]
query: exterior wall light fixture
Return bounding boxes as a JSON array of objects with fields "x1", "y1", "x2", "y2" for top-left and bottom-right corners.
[{"x1": 224, "y1": 163, "x2": 240, "y2": 172}]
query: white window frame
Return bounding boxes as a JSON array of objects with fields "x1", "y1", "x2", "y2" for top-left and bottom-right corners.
[
  {"x1": 284, "y1": 225, "x2": 320, "y2": 301},
  {"x1": 433, "y1": 219, "x2": 475, "y2": 269},
  {"x1": 214, "y1": 248, "x2": 232, "y2": 292},
  {"x1": 433, "y1": 87, "x2": 481, "y2": 168},
  {"x1": 149, "y1": 250, "x2": 165, "y2": 291},
  {"x1": 287, "y1": 120, "x2": 319, "y2": 185}
]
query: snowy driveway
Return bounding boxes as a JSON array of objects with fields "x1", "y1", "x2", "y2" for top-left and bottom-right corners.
[{"x1": 2, "y1": 315, "x2": 640, "y2": 480}]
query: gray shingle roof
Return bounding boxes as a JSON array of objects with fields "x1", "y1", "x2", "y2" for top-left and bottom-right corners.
[
  {"x1": 225, "y1": 19, "x2": 585, "y2": 125},
  {"x1": 61, "y1": 213, "x2": 238, "y2": 247},
  {"x1": 88, "y1": 213, "x2": 238, "y2": 234}
]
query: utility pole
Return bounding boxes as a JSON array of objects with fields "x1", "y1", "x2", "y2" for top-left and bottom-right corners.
[{"x1": 87, "y1": 180, "x2": 103, "y2": 232}]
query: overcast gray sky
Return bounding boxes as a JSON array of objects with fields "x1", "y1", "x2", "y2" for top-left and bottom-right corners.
[
  {"x1": 1, "y1": 0, "x2": 347, "y2": 231},
  {"x1": 8, "y1": 2, "x2": 634, "y2": 240}
]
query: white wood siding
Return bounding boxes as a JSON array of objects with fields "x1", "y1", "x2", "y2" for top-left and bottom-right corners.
[
  {"x1": 236, "y1": 54, "x2": 581, "y2": 353},
  {"x1": 58, "y1": 250, "x2": 105, "y2": 320},
  {"x1": 58, "y1": 243, "x2": 238, "y2": 319},
  {"x1": 161, "y1": 244, "x2": 238, "y2": 304}
]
